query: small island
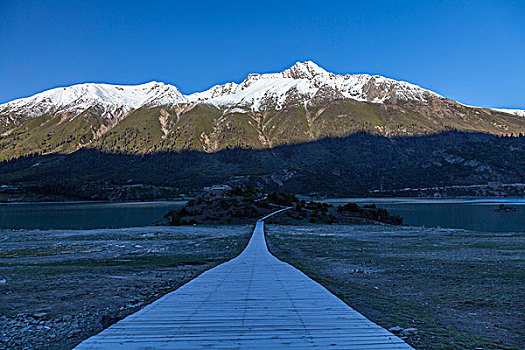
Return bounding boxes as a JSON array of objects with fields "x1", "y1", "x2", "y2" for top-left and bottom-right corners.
[{"x1": 161, "y1": 186, "x2": 403, "y2": 226}]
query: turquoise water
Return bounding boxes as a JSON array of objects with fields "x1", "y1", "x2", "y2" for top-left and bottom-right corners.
[
  {"x1": 0, "y1": 201, "x2": 186, "y2": 229},
  {"x1": 322, "y1": 198, "x2": 525, "y2": 232},
  {"x1": 1, "y1": 198, "x2": 523, "y2": 232}
]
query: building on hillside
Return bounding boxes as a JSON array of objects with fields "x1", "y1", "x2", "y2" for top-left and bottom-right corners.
[{"x1": 203, "y1": 185, "x2": 232, "y2": 192}]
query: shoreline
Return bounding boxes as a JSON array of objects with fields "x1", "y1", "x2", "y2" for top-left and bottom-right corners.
[
  {"x1": 0, "y1": 199, "x2": 189, "y2": 205},
  {"x1": 2, "y1": 196, "x2": 525, "y2": 205}
]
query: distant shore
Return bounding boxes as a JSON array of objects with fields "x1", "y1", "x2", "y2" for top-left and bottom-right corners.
[
  {"x1": 0, "y1": 199, "x2": 188, "y2": 205},
  {"x1": 2, "y1": 195, "x2": 525, "y2": 204}
]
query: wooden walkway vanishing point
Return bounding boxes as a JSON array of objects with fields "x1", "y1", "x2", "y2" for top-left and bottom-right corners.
[{"x1": 76, "y1": 209, "x2": 413, "y2": 349}]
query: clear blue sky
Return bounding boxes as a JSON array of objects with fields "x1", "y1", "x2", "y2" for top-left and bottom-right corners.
[{"x1": 1, "y1": 0, "x2": 524, "y2": 108}]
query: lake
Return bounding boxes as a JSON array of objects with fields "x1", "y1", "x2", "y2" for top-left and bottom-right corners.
[
  {"x1": 321, "y1": 198, "x2": 525, "y2": 232},
  {"x1": 1, "y1": 198, "x2": 523, "y2": 232},
  {"x1": 0, "y1": 201, "x2": 186, "y2": 229}
]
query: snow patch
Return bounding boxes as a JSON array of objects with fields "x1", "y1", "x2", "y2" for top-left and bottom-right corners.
[{"x1": 492, "y1": 108, "x2": 525, "y2": 117}]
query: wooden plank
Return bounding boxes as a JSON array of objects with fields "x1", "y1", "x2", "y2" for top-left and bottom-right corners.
[{"x1": 75, "y1": 214, "x2": 413, "y2": 349}]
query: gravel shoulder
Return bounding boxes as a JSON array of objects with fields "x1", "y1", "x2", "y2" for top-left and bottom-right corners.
[
  {"x1": 266, "y1": 224, "x2": 525, "y2": 350},
  {"x1": 0, "y1": 225, "x2": 252, "y2": 349}
]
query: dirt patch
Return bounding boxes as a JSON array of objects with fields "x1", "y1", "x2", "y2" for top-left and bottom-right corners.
[
  {"x1": 0, "y1": 225, "x2": 251, "y2": 349},
  {"x1": 266, "y1": 224, "x2": 524, "y2": 350}
]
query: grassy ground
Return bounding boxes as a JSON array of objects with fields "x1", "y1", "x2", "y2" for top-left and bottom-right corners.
[
  {"x1": 266, "y1": 224, "x2": 524, "y2": 350},
  {"x1": 0, "y1": 225, "x2": 252, "y2": 349}
]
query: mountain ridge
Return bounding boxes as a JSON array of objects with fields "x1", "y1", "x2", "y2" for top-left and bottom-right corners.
[
  {"x1": 1, "y1": 61, "x2": 525, "y2": 161},
  {"x1": 4, "y1": 61, "x2": 522, "y2": 118}
]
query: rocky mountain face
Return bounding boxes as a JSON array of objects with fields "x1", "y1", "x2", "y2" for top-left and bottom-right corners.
[{"x1": 1, "y1": 61, "x2": 524, "y2": 162}]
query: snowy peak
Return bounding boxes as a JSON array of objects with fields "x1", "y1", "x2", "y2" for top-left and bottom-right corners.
[
  {"x1": 187, "y1": 61, "x2": 443, "y2": 111},
  {"x1": 1, "y1": 81, "x2": 187, "y2": 120},
  {"x1": 281, "y1": 61, "x2": 329, "y2": 79}
]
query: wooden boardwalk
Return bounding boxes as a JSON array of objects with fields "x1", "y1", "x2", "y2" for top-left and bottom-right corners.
[{"x1": 76, "y1": 211, "x2": 413, "y2": 349}]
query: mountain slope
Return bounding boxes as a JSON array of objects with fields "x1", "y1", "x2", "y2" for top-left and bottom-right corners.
[
  {"x1": 2, "y1": 132, "x2": 524, "y2": 200},
  {"x1": 1, "y1": 61, "x2": 524, "y2": 161}
]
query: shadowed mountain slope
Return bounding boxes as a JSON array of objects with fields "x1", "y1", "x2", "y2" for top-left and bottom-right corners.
[{"x1": 1, "y1": 132, "x2": 524, "y2": 200}]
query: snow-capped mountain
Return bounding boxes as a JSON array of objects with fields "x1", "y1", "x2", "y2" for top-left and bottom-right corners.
[
  {"x1": 1, "y1": 61, "x2": 441, "y2": 121},
  {"x1": 2, "y1": 61, "x2": 520, "y2": 120},
  {"x1": 188, "y1": 61, "x2": 441, "y2": 110},
  {"x1": 0, "y1": 81, "x2": 186, "y2": 123},
  {"x1": 1, "y1": 61, "x2": 524, "y2": 161}
]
